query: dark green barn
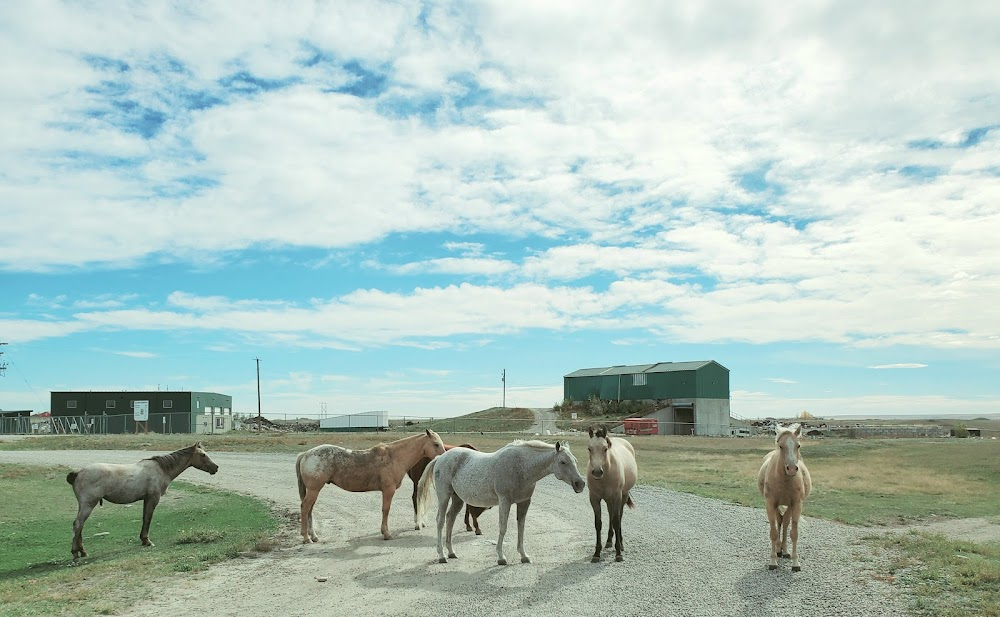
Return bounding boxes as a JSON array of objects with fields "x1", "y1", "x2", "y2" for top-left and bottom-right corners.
[
  {"x1": 49, "y1": 390, "x2": 234, "y2": 434},
  {"x1": 563, "y1": 360, "x2": 730, "y2": 436}
]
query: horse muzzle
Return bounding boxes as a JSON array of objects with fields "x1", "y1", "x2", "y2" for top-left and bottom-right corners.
[
  {"x1": 573, "y1": 479, "x2": 586, "y2": 493},
  {"x1": 785, "y1": 465, "x2": 798, "y2": 476}
]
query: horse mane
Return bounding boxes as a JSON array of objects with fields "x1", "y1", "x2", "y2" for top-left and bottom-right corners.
[
  {"x1": 774, "y1": 423, "x2": 802, "y2": 444},
  {"x1": 148, "y1": 444, "x2": 197, "y2": 472},
  {"x1": 503, "y1": 439, "x2": 564, "y2": 451}
]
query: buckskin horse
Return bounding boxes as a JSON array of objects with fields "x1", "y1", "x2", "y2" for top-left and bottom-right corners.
[{"x1": 296, "y1": 429, "x2": 446, "y2": 542}]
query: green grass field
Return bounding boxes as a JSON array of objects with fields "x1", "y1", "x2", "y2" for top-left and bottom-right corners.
[{"x1": 0, "y1": 463, "x2": 281, "y2": 617}]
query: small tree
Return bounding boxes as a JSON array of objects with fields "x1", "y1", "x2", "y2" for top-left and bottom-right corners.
[{"x1": 953, "y1": 422, "x2": 969, "y2": 438}]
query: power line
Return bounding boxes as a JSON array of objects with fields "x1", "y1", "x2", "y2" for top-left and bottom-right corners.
[{"x1": 0, "y1": 342, "x2": 7, "y2": 376}]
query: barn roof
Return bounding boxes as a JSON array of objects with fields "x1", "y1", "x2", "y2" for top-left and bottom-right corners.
[{"x1": 564, "y1": 360, "x2": 721, "y2": 378}]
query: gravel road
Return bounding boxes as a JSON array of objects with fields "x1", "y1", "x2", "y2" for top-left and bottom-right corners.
[{"x1": 0, "y1": 448, "x2": 910, "y2": 617}]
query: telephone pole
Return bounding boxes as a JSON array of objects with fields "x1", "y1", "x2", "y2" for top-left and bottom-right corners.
[
  {"x1": 255, "y1": 357, "x2": 262, "y2": 433},
  {"x1": 0, "y1": 342, "x2": 7, "y2": 377},
  {"x1": 501, "y1": 369, "x2": 506, "y2": 408}
]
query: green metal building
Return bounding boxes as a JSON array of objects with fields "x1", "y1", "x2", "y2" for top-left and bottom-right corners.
[
  {"x1": 49, "y1": 390, "x2": 234, "y2": 434},
  {"x1": 564, "y1": 360, "x2": 730, "y2": 436}
]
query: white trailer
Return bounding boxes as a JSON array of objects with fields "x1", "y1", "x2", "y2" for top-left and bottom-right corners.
[{"x1": 319, "y1": 410, "x2": 389, "y2": 432}]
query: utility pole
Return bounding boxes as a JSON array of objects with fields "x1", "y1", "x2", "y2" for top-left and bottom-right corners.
[
  {"x1": 0, "y1": 342, "x2": 7, "y2": 377},
  {"x1": 255, "y1": 357, "x2": 262, "y2": 434},
  {"x1": 501, "y1": 369, "x2": 506, "y2": 408}
]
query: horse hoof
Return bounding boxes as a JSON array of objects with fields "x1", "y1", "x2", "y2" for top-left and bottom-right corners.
[
  {"x1": 383, "y1": 535, "x2": 393, "y2": 541},
  {"x1": 615, "y1": 554, "x2": 624, "y2": 562},
  {"x1": 498, "y1": 558, "x2": 507, "y2": 566},
  {"x1": 475, "y1": 530, "x2": 483, "y2": 536},
  {"x1": 591, "y1": 556, "x2": 601, "y2": 563},
  {"x1": 768, "y1": 564, "x2": 778, "y2": 570},
  {"x1": 438, "y1": 557, "x2": 447, "y2": 564},
  {"x1": 781, "y1": 552, "x2": 791, "y2": 559},
  {"x1": 465, "y1": 525, "x2": 473, "y2": 532},
  {"x1": 792, "y1": 566, "x2": 801, "y2": 572},
  {"x1": 448, "y1": 553, "x2": 457, "y2": 559},
  {"x1": 521, "y1": 556, "x2": 531, "y2": 564}
]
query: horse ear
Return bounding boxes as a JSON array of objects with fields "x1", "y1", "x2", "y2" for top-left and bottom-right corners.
[
  {"x1": 793, "y1": 424, "x2": 802, "y2": 437},
  {"x1": 555, "y1": 441, "x2": 562, "y2": 452},
  {"x1": 425, "y1": 428, "x2": 432, "y2": 438},
  {"x1": 588, "y1": 426, "x2": 595, "y2": 438},
  {"x1": 605, "y1": 436, "x2": 612, "y2": 448}
]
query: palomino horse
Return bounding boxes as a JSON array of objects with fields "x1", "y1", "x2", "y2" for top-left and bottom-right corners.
[
  {"x1": 416, "y1": 439, "x2": 586, "y2": 565},
  {"x1": 409, "y1": 443, "x2": 490, "y2": 534},
  {"x1": 757, "y1": 423, "x2": 812, "y2": 571},
  {"x1": 297, "y1": 429, "x2": 445, "y2": 542},
  {"x1": 586, "y1": 426, "x2": 637, "y2": 562},
  {"x1": 66, "y1": 442, "x2": 219, "y2": 559}
]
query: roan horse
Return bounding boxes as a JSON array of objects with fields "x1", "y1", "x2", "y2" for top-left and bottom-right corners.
[
  {"x1": 66, "y1": 442, "x2": 219, "y2": 559},
  {"x1": 757, "y1": 423, "x2": 812, "y2": 571},
  {"x1": 296, "y1": 429, "x2": 445, "y2": 542},
  {"x1": 586, "y1": 426, "x2": 637, "y2": 562},
  {"x1": 416, "y1": 439, "x2": 586, "y2": 565},
  {"x1": 409, "y1": 443, "x2": 490, "y2": 534}
]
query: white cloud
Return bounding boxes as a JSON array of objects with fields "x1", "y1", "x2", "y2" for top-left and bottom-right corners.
[{"x1": 868, "y1": 363, "x2": 928, "y2": 370}]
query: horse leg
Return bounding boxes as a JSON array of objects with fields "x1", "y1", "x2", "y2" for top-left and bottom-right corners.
[
  {"x1": 412, "y1": 477, "x2": 422, "y2": 530},
  {"x1": 71, "y1": 498, "x2": 98, "y2": 559},
  {"x1": 515, "y1": 499, "x2": 531, "y2": 564},
  {"x1": 612, "y1": 498, "x2": 626, "y2": 562},
  {"x1": 787, "y1": 501, "x2": 803, "y2": 572},
  {"x1": 766, "y1": 502, "x2": 781, "y2": 570},
  {"x1": 779, "y1": 506, "x2": 791, "y2": 558},
  {"x1": 590, "y1": 494, "x2": 603, "y2": 562},
  {"x1": 140, "y1": 494, "x2": 161, "y2": 547},
  {"x1": 473, "y1": 511, "x2": 483, "y2": 535},
  {"x1": 496, "y1": 499, "x2": 512, "y2": 565},
  {"x1": 444, "y1": 492, "x2": 464, "y2": 558},
  {"x1": 300, "y1": 485, "x2": 321, "y2": 543},
  {"x1": 380, "y1": 485, "x2": 396, "y2": 540},
  {"x1": 464, "y1": 505, "x2": 473, "y2": 532},
  {"x1": 435, "y1": 487, "x2": 452, "y2": 562}
]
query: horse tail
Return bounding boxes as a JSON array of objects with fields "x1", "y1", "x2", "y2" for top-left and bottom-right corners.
[
  {"x1": 295, "y1": 451, "x2": 307, "y2": 501},
  {"x1": 415, "y1": 457, "x2": 439, "y2": 526},
  {"x1": 625, "y1": 492, "x2": 636, "y2": 509},
  {"x1": 66, "y1": 471, "x2": 78, "y2": 485}
]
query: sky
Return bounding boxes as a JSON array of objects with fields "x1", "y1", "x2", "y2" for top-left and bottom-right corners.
[{"x1": 2, "y1": 1, "x2": 999, "y2": 421}]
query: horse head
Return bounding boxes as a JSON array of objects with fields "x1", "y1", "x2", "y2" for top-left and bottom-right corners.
[
  {"x1": 587, "y1": 425, "x2": 614, "y2": 480},
  {"x1": 423, "y1": 429, "x2": 446, "y2": 458},
  {"x1": 775, "y1": 424, "x2": 802, "y2": 477},
  {"x1": 552, "y1": 441, "x2": 586, "y2": 493},
  {"x1": 191, "y1": 442, "x2": 219, "y2": 475}
]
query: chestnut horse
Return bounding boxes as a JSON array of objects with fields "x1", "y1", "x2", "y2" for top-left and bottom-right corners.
[
  {"x1": 409, "y1": 443, "x2": 489, "y2": 534},
  {"x1": 757, "y1": 423, "x2": 812, "y2": 571},
  {"x1": 416, "y1": 439, "x2": 586, "y2": 565},
  {"x1": 67, "y1": 442, "x2": 219, "y2": 559},
  {"x1": 297, "y1": 429, "x2": 445, "y2": 542},
  {"x1": 586, "y1": 426, "x2": 637, "y2": 562}
]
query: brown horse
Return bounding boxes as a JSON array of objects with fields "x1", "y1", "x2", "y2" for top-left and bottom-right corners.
[
  {"x1": 66, "y1": 442, "x2": 219, "y2": 559},
  {"x1": 757, "y1": 423, "x2": 812, "y2": 571},
  {"x1": 409, "y1": 443, "x2": 490, "y2": 534},
  {"x1": 586, "y1": 426, "x2": 637, "y2": 562},
  {"x1": 297, "y1": 429, "x2": 445, "y2": 542}
]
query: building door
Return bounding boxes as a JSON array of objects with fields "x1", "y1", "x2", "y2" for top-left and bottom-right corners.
[{"x1": 674, "y1": 407, "x2": 694, "y2": 435}]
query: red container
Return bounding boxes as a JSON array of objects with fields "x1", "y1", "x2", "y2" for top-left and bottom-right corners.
[{"x1": 624, "y1": 418, "x2": 658, "y2": 435}]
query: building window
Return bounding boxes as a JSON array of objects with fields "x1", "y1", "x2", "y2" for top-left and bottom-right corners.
[
  {"x1": 632, "y1": 373, "x2": 647, "y2": 386},
  {"x1": 215, "y1": 417, "x2": 225, "y2": 429},
  {"x1": 162, "y1": 400, "x2": 173, "y2": 409},
  {"x1": 67, "y1": 400, "x2": 77, "y2": 409},
  {"x1": 106, "y1": 400, "x2": 116, "y2": 409}
]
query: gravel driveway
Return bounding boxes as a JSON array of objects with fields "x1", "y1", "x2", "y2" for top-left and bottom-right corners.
[{"x1": 0, "y1": 448, "x2": 909, "y2": 617}]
